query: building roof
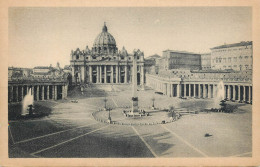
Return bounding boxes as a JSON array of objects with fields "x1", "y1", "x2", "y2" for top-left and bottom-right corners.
[
  {"x1": 146, "y1": 54, "x2": 161, "y2": 60},
  {"x1": 211, "y1": 41, "x2": 252, "y2": 50},
  {"x1": 33, "y1": 66, "x2": 52, "y2": 69},
  {"x1": 163, "y1": 49, "x2": 200, "y2": 55}
]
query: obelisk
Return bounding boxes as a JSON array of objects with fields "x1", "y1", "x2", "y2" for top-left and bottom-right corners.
[{"x1": 132, "y1": 51, "x2": 138, "y2": 114}]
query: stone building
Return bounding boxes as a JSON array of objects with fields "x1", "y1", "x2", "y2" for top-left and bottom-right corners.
[
  {"x1": 8, "y1": 67, "x2": 32, "y2": 79},
  {"x1": 70, "y1": 23, "x2": 145, "y2": 85},
  {"x1": 161, "y1": 50, "x2": 202, "y2": 70},
  {"x1": 201, "y1": 53, "x2": 211, "y2": 70},
  {"x1": 210, "y1": 41, "x2": 253, "y2": 71}
]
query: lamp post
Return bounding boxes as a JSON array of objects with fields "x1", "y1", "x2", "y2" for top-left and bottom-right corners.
[
  {"x1": 108, "y1": 108, "x2": 111, "y2": 121},
  {"x1": 151, "y1": 97, "x2": 155, "y2": 108},
  {"x1": 104, "y1": 97, "x2": 108, "y2": 110}
]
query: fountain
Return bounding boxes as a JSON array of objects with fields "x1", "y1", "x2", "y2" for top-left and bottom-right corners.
[
  {"x1": 213, "y1": 80, "x2": 225, "y2": 109},
  {"x1": 21, "y1": 88, "x2": 34, "y2": 116}
]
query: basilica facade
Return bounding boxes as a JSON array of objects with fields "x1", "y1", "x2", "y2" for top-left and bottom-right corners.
[{"x1": 70, "y1": 23, "x2": 145, "y2": 85}]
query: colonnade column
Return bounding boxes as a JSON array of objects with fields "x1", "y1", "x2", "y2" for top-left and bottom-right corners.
[
  {"x1": 72, "y1": 66, "x2": 75, "y2": 83},
  {"x1": 204, "y1": 84, "x2": 207, "y2": 98},
  {"x1": 208, "y1": 84, "x2": 211, "y2": 98},
  {"x1": 243, "y1": 86, "x2": 246, "y2": 102},
  {"x1": 62, "y1": 85, "x2": 65, "y2": 99},
  {"x1": 141, "y1": 65, "x2": 144, "y2": 85},
  {"x1": 21, "y1": 86, "x2": 24, "y2": 100},
  {"x1": 10, "y1": 86, "x2": 13, "y2": 102},
  {"x1": 116, "y1": 65, "x2": 119, "y2": 83},
  {"x1": 52, "y1": 85, "x2": 55, "y2": 100},
  {"x1": 118, "y1": 66, "x2": 121, "y2": 83},
  {"x1": 193, "y1": 84, "x2": 196, "y2": 97},
  {"x1": 15, "y1": 86, "x2": 18, "y2": 102},
  {"x1": 111, "y1": 65, "x2": 114, "y2": 83},
  {"x1": 238, "y1": 85, "x2": 241, "y2": 101},
  {"x1": 124, "y1": 65, "x2": 127, "y2": 83},
  {"x1": 198, "y1": 84, "x2": 201, "y2": 98},
  {"x1": 36, "y1": 85, "x2": 39, "y2": 101},
  {"x1": 81, "y1": 66, "x2": 85, "y2": 83},
  {"x1": 227, "y1": 85, "x2": 231, "y2": 100},
  {"x1": 99, "y1": 66, "x2": 102, "y2": 83},
  {"x1": 183, "y1": 84, "x2": 186, "y2": 97},
  {"x1": 248, "y1": 86, "x2": 251, "y2": 103},
  {"x1": 104, "y1": 65, "x2": 107, "y2": 83},
  {"x1": 54, "y1": 85, "x2": 57, "y2": 100},
  {"x1": 169, "y1": 84, "x2": 172, "y2": 97},
  {"x1": 42, "y1": 86, "x2": 45, "y2": 100},
  {"x1": 89, "y1": 66, "x2": 92, "y2": 83},
  {"x1": 188, "y1": 84, "x2": 191, "y2": 97},
  {"x1": 47, "y1": 85, "x2": 49, "y2": 100},
  {"x1": 233, "y1": 85, "x2": 236, "y2": 100},
  {"x1": 96, "y1": 66, "x2": 99, "y2": 83},
  {"x1": 177, "y1": 84, "x2": 180, "y2": 97},
  {"x1": 230, "y1": 85, "x2": 233, "y2": 100}
]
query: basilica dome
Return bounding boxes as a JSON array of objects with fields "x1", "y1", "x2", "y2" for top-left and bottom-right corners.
[{"x1": 93, "y1": 23, "x2": 117, "y2": 48}]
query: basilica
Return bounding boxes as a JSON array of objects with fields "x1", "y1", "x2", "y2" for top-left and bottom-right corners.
[{"x1": 70, "y1": 23, "x2": 145, "y2": 85}]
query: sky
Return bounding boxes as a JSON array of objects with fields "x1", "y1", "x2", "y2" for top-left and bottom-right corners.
[{"x1": 8, "y1": 7, "x2": 252, "y2": 68}]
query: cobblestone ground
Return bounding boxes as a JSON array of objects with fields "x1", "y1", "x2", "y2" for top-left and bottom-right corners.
[{"x1": 8, "y1": 85, "x2": 252, "y2": 158}]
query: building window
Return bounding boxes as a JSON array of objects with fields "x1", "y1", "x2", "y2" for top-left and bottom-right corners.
[
  {"x1": 233, "y1": 57, "x2": 237, "y2": 62},
  {"x1": 76, "y1": 55, "x2": 79, "y2": 59}
]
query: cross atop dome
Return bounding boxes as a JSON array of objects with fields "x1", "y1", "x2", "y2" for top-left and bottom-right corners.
[{"x1": 102, "y1": 22, "x2": 108, "y2": 32}]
